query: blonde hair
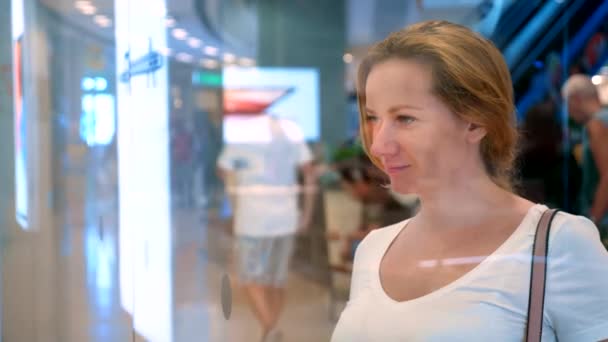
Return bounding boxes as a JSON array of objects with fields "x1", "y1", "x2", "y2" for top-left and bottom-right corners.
[{"x1": 357, "y1": 20, "x2": 518, "y2": 191}]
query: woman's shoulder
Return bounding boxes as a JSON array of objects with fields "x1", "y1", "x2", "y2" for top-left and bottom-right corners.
[
  {"x1": 548, "y1": 210, "x2": 604, "y2": 255},
  {"x1": 517, "y1": 204, "x2": 598, "y2": 244},
  {"x1": 356, "y1": 219, "x2": 410, "y2": 257},
  {"x1": 542, "y1": 209, "x2": 608, "y2": 340},
  {"x1": 522, "y1": 207, "x2": 608, "y2": 274}
]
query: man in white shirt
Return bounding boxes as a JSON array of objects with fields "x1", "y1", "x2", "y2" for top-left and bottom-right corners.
[{"x1": 217, "y1": 114, "x2": 315, "y2": 341}]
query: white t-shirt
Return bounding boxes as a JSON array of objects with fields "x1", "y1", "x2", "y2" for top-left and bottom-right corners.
[
  {"x1": 218, "y1": 115, "x2": 312, "y2": 237},
  {"x1": 332, "y1": 204, "x2": 608, "y2": 341}
]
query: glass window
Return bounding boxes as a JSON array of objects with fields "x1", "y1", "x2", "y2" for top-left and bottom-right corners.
[{"x1": 2, "y1": 1, "x2": 608, "y2": 341}]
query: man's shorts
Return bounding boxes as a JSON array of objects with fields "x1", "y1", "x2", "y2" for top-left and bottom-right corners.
[{"x1": 236, "y1": 234, "x2": 295, "y2": 287}]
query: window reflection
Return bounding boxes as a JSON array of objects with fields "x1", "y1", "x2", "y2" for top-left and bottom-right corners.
[{"x1": 3, "y1": 0, "x2": 608, "y2": 341}]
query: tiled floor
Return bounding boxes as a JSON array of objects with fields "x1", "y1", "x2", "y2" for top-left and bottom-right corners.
[{"x1": 173, "y1": 208, "x2": 337, "y2": 342}]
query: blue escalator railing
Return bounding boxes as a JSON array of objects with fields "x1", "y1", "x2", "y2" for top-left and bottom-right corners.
[
  {"x1": 503, "y1": 0, "x2": 568, "y2": 69},
  {"x1": 511, "y1": 0, "x2": 587, "y2": 84},
  {"x1": 488, "y1": 0, "x2": 541, "y2": 50},
  {"x1": 516, "y1": 0, "x2": 608, "y2": 118}
]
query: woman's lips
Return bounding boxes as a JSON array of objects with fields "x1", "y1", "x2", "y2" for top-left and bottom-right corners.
[{"x1": 385, "y1": 165, "x2": 410, "y2": 175}]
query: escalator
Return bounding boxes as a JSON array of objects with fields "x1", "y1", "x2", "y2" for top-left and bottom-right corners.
[
  {"x1": 493, "y1": 0, "x2": 608, "y2": 212},
  {"x1": 478, "y1": 0, "x2": 608, "y2": 117},
  {"x1": 486, "y1": 0, "x2": 544, "y2": 51},
  {"x1": 510, "y1": 0, "x2": 608, "y2": 117}
]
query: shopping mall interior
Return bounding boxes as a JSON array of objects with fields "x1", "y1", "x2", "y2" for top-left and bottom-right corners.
[{"x1": 1, "y1": 0, "x2": 608, "y2": 341}]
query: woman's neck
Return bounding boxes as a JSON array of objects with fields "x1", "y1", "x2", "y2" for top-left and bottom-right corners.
[{"x1": 411, "y1": 178, "x2": 524, "y2": 231}]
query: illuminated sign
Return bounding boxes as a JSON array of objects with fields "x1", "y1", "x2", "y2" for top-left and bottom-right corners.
[
  {"x1": 12, "y1": 0, "x2": 28, "y2": 229},
  {"x1": 192, "y1": 71, "x2": 222, "y2": 87}
]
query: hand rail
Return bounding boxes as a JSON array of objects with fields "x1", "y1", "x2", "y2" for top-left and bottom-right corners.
[
  {"x1": 516, "y1": 0, "x2": 608, "y2": 118},
  {"x1": 489, "y1": 0, "x2": 541, "y2": 50},
  {"x1": 512, "y1": 0, "x2": 588, "y2": 83},
  {"x1": 503, "y1": 0, "x2": 568, "y2": 69}
]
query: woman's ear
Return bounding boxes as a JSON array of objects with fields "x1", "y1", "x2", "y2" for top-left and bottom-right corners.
[{"x1": 466, "y1": 123, "x2": 487, "y2": 143}]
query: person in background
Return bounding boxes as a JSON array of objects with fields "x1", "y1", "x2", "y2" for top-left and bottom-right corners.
[
  {"x1": 518, "y1": 98, "x2": 582, "y2": 212},
  {"x1": 518, "y1": 100, "x2": 561, "y2": 204},
  {"x1": 333, "y1": 139, "x2": 416, "y2": 262},
  {"x1": 217, "y1": 113, "x2": 316, "y2": 342},
  {"x1": 562, "y1": 74, "x2": 608, "y2": 244},
  {"x1": 171, "y1": 119, "x2": 195, "y2": 207},
  {"x1": 332, "y1": 20, "x2": 608, "y2": 341}
]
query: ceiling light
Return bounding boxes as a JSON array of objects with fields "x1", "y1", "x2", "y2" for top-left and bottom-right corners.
[
  {"x1": 176, "y1": 53, "x2": 194, "y2": 63},
  {"x1": 223, "y1": 53, "x2": 236, "y2": 63},
  {"x1": 93, "y1": 15, "x2": 111, "y2": 28},
  {"x1": 239, "y1": 57, "x2": 256, "y2": 67},
  {"x1": 94, "y1": 77, "x2": 108, "y2": 91},
  {"x1": 74, "y1": 1, "x2": 91, "y2": 9},
  {"x1": 172, "y1": 28, "x2": 188, "y2": 40},
  {"x1": 343, "y1": 53, "x2": 353, "y2": 64},
  {"x1": 204, "y1": 46, "x2": 219, "y2": 56},
  {"x1": 187, "y1": 38, "x2": 202, "y2": 48},
  {"x1": 82, "y1": 77, "x2": 95, "y2": 91},
  {"x1": 79, "y1": 4, "x2": 97, "y2": 15},
  {"x1": 201, "y1": 59, "x2": 219, "y2": 69},
  {"x1": 164, "y1": 17, "x2": 176, "y2": 28}
]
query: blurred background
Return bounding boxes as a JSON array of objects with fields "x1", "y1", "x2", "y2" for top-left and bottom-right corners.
[{"x1": 1, "y1": 0, "x2": 608, "y2": 341}]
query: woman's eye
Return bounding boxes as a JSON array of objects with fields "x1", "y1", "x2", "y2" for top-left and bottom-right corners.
[
  {"x1": 365, "y1": 114, "x2": 378, "y2": 123},
  {"x1": 396, "y1": 115, "x2": 416, "y2": 124}
]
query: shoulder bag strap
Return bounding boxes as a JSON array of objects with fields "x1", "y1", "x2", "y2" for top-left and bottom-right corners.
[{"x1": 526, "y1": 208, "x2": 559, "y2": 342}]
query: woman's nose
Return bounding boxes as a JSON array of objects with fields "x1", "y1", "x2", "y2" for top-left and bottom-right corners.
[{"x1": 369, "y1": 123, "x2": 398, "y2": 158}]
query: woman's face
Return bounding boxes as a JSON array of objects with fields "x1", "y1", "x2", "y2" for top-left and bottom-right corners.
[{"x1": 365, "y1": 58, "x2": 481, "y2": 195}]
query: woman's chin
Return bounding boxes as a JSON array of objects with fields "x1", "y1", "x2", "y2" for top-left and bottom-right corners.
[
  {"x1": 387, "y1": 182, "x2": 417, "y2": 196},
  {"x1": 388, "y1": 186, "x2": 419, "y2": 206}
]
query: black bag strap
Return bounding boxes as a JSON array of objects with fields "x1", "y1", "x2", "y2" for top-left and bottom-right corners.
[{"x1": 526, "y1": 208, "x2": 559, "y2": 342}]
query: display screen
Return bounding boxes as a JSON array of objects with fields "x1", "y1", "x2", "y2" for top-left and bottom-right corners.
[
  {"x1": 222, "y1": 67, "x2": 320, "y2": 142},
  {"x1": 223, "y1": 88, "x2": 293, "y2": 115}
]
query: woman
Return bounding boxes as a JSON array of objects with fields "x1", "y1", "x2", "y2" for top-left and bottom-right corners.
[{"x1": 331, "y1": 20, "x2": 608, "y2": 341}]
